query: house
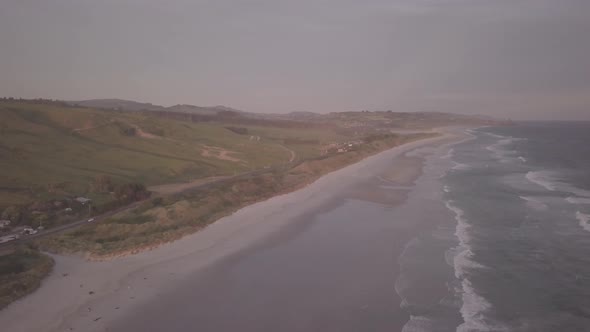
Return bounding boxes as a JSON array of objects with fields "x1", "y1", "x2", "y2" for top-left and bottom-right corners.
[
  {"x1": 22, "y1": 227, "x2": 37, "y2": 235},
  {"x1": 0, "y1": 220, "x2": 10, "y2": 228},
  {"x1": 75, "y1": 197, "x2": 92, "y2": 204}
]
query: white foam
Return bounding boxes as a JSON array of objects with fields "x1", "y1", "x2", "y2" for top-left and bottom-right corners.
[
  {"x1": 498, "y1": 138, "x2": 515, "y2": 145},
  {"x1": 576, "y1": 211, "x2": 590, "y2": 232},
  {"x1": 443, "y1": 185, "x2": 451, "y2": 193},
  {"x1": 456, "y1": 280, "x2": 508, "y2": 332},
  {"x1": 445, "y1": 201, "x2": 508, "y2": 332},
  {"x1": 566, "y1": 197, "x2": 590, "y2": 205},
  {"x1": 486, "y1": 143, "x2": 507, "y2": 162},
  {"x1": 485, "y1": 132, "x2": 506, "y2": 139},
  {"x1": 452, "y1": 162, "x2": 471, "y2": 171},
  {"x1": 518, "y1": 156, "x2": 527, "y2": 163},
  {"x1": 445, "y1": 201, "x2": 469, "y2": 246},
  {"x1": 444, "y1": 246, "x2": 461, "y2": 267},
  {"x1": 525, "y1": 171, "x2": 558, "y2": 191},
  {"x1": 519, "y1": 196, "x2": 548, "y2": 211},
  {"x1": 401, "y1": 315, "x2": 437, "y2": 332},
  {"x1": 441, "y1": 148, "x2": 454, "y2": 160},
  {"x1": 454, "y1": 248, "x2": 488, "y2": 279},
  {"x1": 525, "y1": 171, "x2": 590, "y2": 198},
  {"x1": 485, "y1": 136, "x2": 526, "y2": 163}
]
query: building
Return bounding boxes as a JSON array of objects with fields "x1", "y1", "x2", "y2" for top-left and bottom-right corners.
[{"x1": 22, "y1": 227, "x2": 37, "y2": 235}]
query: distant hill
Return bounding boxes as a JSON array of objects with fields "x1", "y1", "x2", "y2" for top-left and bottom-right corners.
[
  {"x1": 67, "y1": 99, "x2": 255, "y2": 117},
  {"x1": 66, "y1": 99, "x2": 506, "y2": 126},
  {"x1": 167, "y1": 104, "x2": 249, "y2": 116},
  {"x1": 167, "y1": 104, "x2": 219, "y2": 115},
  {"x1": 67, "y1": 99, "x2": 165, "y2": 112},
  {"x1": 284, "y1": 111, "x2": 322, "y2": 120}
]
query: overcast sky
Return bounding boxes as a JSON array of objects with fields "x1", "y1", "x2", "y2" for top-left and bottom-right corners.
[{"x1": 1, "y1": 0, "x2": 589, "y2": 120}]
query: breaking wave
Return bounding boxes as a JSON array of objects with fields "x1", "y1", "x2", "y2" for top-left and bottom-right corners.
[
  {"x1": 576, "y1": 211, "x2": 590, "y2": 232},
  {"x1": 445, "y1": 201, "x2": 507, "y2": 332},
  {"x1": 519, "y1": 196, "x2": 548, "y2": 211},
  {"x1": 525, "y1": 171, "x2": 558, "y2": 191}
]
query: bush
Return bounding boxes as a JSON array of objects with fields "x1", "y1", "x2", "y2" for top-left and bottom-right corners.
[
  {"x1": 114, "y1": 183, "x2": 150, "y2": 202},
  {"x1": 151, "y1": 197, "x2": 164, "y2": 207},
  {"x1": 113, "y1": 121, "x2": 136, "y2": 136},
  {"x1": 0, "y1": 248, "x2": 54, "y2": 309}
]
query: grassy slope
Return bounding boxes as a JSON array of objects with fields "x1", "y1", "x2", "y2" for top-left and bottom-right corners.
[{"x1": 0, "y1": 102, "x2": 315, "y2": 209}]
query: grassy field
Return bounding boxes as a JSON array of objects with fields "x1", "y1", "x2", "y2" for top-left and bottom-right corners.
[
  {"x1": 0, "y1": 101, "x2": 346, "y2": 210},
  {"x1": 0, "y1": 246, "x2": 54, "y2": 310}
]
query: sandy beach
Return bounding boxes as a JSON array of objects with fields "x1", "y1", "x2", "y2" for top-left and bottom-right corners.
[{"x1": 0, "y1": 130, "x2": 466, "y2": 332}]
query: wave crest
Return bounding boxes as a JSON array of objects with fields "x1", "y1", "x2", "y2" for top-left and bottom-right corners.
[{"x1": 576, "y1": 211, "x2": 590, "y2": 232}]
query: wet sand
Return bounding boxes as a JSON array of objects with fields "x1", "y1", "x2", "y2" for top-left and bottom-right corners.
[{"x1": 0, "y1": 130, "x2": 465, "y2": 332}]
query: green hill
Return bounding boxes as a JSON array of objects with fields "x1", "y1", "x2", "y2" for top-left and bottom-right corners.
[{"x1": 0, "y1": 101, "x2": 335, "y2": 210}]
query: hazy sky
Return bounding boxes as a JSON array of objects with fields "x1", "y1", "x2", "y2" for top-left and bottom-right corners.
[{"x1": 1, "y1": 0, "x2": 589, "y2": 120}]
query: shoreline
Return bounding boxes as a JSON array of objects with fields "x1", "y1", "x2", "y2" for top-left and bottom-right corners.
[
  {"x1": 37, "y1": 132, "x2": 437, "y2": 260},
  {"x1": 0, "y1": 129, "x2": 466, "y2": 332}
]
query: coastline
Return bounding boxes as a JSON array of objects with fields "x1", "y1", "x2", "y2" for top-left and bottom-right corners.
[
  {"x1": 0, "y1": 129, "x2": 467, "y2": 332},
  {"x1": 39, "y1": 133, "x2": 438, "y2": 260}
]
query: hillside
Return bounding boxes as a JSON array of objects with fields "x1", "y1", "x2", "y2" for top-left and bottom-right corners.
[
  {"x1": 0, "y1": 101, "x2": 349, "y2": 213},
  {"x1": 0, "y1": 98, "x2": 503, "y2": 232}
]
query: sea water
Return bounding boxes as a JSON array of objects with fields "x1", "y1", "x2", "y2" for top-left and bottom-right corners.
[{"x1": 441, "y1": 122, "x2": 590, "y2": 331}]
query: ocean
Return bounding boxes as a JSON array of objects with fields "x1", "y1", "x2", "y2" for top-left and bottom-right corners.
[{"x1": 403, "y1": 122, "x2": 590, "y2": 331}]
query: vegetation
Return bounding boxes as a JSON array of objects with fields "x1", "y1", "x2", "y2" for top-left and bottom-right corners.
[
  {"x1": 0, "y1": 181, "x2": 150, "y2": 231},
  {"x1": 40, "y1": 132, "x2": 437, "y2": 258},
  {"x1": 0, "y1": 101, "x2": 302, "y2": 211},
  {"x1": 0, "y1": 246, "x2": 54, "y2": 310},
  {"x1": 0, "y1": 100, "x2": 349, "y2": 231}
]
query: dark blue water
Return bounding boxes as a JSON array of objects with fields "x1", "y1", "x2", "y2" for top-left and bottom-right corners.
[{"x1": 444, "y1": 122, "x2": 590, "y2": 331}]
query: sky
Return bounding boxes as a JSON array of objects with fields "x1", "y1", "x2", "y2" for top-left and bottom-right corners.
[{"x1": 1, "y1": 0, "x2": 589, "y2": 120}]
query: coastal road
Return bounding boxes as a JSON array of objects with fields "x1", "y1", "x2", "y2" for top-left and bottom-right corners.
[
  {"x1": 0, "y1": 200, "x2": 146, "y2": 249},
  {"x1": 0, "y1": 164, "x2": 282, "y2": 249}
]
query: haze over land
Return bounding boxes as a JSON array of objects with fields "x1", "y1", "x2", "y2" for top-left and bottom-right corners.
[{"x1": 1, "y1": 0, "x2": 590, "y2": 120}]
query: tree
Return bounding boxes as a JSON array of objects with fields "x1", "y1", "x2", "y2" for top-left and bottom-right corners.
[
  {"x1": 114, "y1": 183, "x2": 149, "y2": 202},
  {"x1": 2, "y1": 205, "x2": 22, "y2": 222},
  {"x1": 93, "y1": 174, "x2": 113, "y2": 192}
]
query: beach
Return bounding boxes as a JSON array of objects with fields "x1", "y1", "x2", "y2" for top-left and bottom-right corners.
[{"x1": 0, "y1": 130, "x2": 466, "y2": 332}]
